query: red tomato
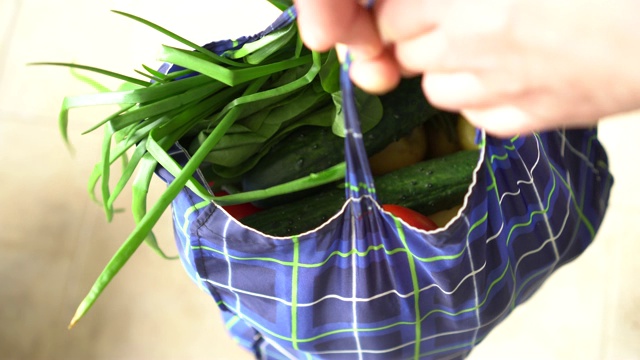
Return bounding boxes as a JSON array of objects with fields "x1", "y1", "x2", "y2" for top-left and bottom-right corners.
[
  {"x1": 382, "y1": 204, "x2": 439, "y2": 231},
  {"x1": 214, "y1": 191, "x2": 261, "y2": 220}
]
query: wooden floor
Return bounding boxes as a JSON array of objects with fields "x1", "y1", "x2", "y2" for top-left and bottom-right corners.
[{"x1": 1, "y1": 1, "x2": 639, "y2": 359}]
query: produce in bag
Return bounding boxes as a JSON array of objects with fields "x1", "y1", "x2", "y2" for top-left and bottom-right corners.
[{"x1": 41, "y1": 2, "x2": 613, "y2": 359}]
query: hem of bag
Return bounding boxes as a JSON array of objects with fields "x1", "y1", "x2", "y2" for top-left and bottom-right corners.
[
  {"x1": 411, "y1": 128, "x2": 487, "y2": 236},
  {"x1": 191, "y1": 129, "x2": 487, "y2": 241}
]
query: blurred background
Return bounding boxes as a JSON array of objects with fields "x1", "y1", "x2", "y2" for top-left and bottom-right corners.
[{"x1": 1, "y1": 1, "x2": 638, "y2": 359}]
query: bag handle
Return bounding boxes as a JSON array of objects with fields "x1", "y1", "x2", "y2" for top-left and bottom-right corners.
[{"x1": 339, "y1": 55, "x2": 378, "y2": 202}]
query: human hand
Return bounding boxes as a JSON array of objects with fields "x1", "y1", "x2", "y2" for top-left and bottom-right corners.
[
  {"x1": 294, "y1": 0, "x2": 403, "y2": 95},
  {"x1": 294, "y1": 0, "x2": 640, "y2": 137}
]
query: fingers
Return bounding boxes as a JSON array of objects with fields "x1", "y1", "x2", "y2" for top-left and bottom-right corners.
[
  {"x1": 294, "y1": 0, "x2": 355, "y2": 51},
  {"x1": 374, "y1": 0, "x2": 444, "y2": 42},
  {"x1": 294, "y1": 0, "x2": 586, "y2": 137},
  {"x1": 393, "y1": 29, "x2": 448, "y2": 74},
  {"x1": 295, "y1": 0, "x2": 381, "y2": 58},
  {"x1": 348, "y1": 46, "x2": 402, "y2": 94},
  {"x1": 423, "y1": 72, "x2": 544, "y2": 138},
  {"x1": 461, "y1": 102, "x2": 597, "y2": 139},
  {"x1": 422, "y1": 72, "x2": 494, "y2": 110},
  {"x1": 424, "y1": 73, "x2": 546, "y2": 138},
  {"x1": 462, "y1": 107, "x2": 535, "y2": 138},
  {"x1": 296, "y1": 0, "x2": 400, "y2": 93}
]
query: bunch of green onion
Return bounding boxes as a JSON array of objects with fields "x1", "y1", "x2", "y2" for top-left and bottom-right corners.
[{"x1": 33, "y1": 1, "x2": 383, "y2": 328}]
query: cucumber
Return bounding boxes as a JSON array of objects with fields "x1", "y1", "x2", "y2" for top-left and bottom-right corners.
[
  {"x1": 241, "y1": 77, "x2": 454, "y2": 207},
  {"x1": 240, "y1": 149, "x2": 479, "y2": 237}
]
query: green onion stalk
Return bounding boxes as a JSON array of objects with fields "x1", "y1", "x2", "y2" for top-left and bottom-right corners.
[{"x1": 32, "y1": 1, "x2": 384, "y2": 328}]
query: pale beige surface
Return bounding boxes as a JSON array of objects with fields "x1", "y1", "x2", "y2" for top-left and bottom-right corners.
[{"x1": 1, "y1": 1, "x2": 639, "y2": 359}]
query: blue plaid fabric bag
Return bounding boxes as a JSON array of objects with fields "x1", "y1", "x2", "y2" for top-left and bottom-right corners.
[{"x1": 156, "y1": 7, "x2": 613, "y2": 360}]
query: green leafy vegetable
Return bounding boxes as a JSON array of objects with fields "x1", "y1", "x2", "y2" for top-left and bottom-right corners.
[
  {"x1": 331, "y1": 87, "x2": 383, "y2": 137},
  {"x1": 34, "y1": 3, "x2": 383, "y2": 328}
]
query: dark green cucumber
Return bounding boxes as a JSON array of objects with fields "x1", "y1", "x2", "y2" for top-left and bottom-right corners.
[
  {"x1": 240, "y1": 149, "x2": 479, "y2": 237},
  {"x1": 241, "y1": 77, "x2": 454, "y2": 207}
]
